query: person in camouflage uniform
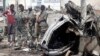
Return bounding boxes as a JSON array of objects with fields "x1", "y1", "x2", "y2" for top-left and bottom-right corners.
[
  {"x1": 33, "y1": 5, "x2": 48, "y2": 51},
  {"x1": 15, "y1": 4, "x2": 29, "y2": 48},
  {"x1": 36, "y1": 5, "x2": 48, "y2": 39},
  {"x1": 27, "y1": 7, "x2": 36, "y2": 39},
  {"x1": 26, "y1": 7, "x2": 36, "y2": 48}
]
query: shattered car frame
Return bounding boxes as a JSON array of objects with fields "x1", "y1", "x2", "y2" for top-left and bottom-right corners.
[
  {"x1": 40, "y1": 15, "x2": 81, "y2": 56},
  {"x1": 40, "y1": 1, "x2": 100, "y2": 56}
]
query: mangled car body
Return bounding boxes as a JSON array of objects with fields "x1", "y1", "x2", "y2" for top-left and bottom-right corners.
[
  {"x1": 40, "y1": 15, "x2": 81, "y2": 56},
  {"x1": 40, "y1": 1, "x2": 100, "y2": 56}
]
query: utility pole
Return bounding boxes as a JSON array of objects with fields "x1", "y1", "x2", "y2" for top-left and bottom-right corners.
[
  {"x1": 24, "y1": 0, "x2": 26, "y2": 9},
  {"x1": 80, "y1": 0, "x2": 87, "y2": 53},
  {"x1": 15, "y1": 0, "x2": 18, "y2": 11},
  {"x1": 81, "y1": 0, "x2": 87, "y2": 25},
  {"x1": 3, "y1": 0, "x2": 6, "y2": 11},
  {"x1": 60, "y1": 0, "x2": 61, "y2": 10}
]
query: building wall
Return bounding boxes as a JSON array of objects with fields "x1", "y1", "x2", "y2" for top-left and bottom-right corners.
[
  {"x1": 5, "y1": 0, "x2": 61, "y2": 10},
  {"x1": 6, "y1": 0, "x2": 15, "y2": 7},
  {"x1": 42, "y1": 0, "x2": 60, "y2": 10},
  {"x1": 5, "y1": 0, "x2": 30, "y2": 9},
  {"x1": 5, "y1": 0, "x2": 100, "y2": 10},
  {"x1": 61, "y1": 0, "x2": 100, "y2": 10}
]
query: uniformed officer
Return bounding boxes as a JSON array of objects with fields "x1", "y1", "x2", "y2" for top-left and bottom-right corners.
[
  {"x1": 36, "y1": 5, "x2": 48, "y2": 39},
  {"x1": 15, "y1": 4, "x2": 29, "y2": 48},
  {"x1": 27, "y1": 7, "x2": 36, "y2": 38}
]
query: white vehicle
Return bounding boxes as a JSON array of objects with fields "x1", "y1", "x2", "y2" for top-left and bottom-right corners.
[
  {"x1": 0, "y1": 16, "x2": 7, "y2": 37},
  {"x1": 40, "y1": 15, "x2": 81, "y2": 56},
  {"x1": 40, "y1": 14, "x2": 100, "y2": 56}
]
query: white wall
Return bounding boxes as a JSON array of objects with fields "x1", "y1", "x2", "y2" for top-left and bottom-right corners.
[
  {"x1": 61, "y1": 0, "x2": 100, "y2": 10},
  {"x1": 6, "y1": 0, "x2": 16, "y2": 7},
  {"x1": 42, "y1": 3, "x2": 60, "y2": 10},
  {"x1": 42, "y1": 0, "x2": 60, "y2": 10},
  {"x1": 5, "y1": 0, "x2": 60, "y2": 10},
  {"x1": 6, "y1": 0, "x2": 100, "y2": 10},
  {"x1": 6, "y1": 0, "x2": 30, "y2": 9},
  {"x1": 0, "y1": 0, "x2": 3, "y2": 6},
  {"x1": 87, "y1": 0, "x2": 100, "y2": 10}
]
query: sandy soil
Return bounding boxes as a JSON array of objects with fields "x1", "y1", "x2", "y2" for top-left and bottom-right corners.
[{"x1": 0, "y1": 38, "x2": 43, "y2": 56}]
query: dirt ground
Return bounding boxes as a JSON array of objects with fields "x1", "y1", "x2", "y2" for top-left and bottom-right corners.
[{"x1": 0, "y1": 38, "x2": 43, "y2": 56}]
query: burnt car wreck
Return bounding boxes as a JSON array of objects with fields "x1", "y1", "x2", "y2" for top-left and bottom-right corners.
[{"x1": 40, "y1": 1, "x2": 100, "y2": 56}]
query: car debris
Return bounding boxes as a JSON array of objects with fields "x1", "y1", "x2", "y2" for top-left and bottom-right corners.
[{"x1": 40, "y1": 1, "x2": 100, "y2": 56}]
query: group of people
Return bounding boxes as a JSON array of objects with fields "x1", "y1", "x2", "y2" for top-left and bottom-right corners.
[{"x1": 3, "y1": 4, "x2": 48, "y2": 49}]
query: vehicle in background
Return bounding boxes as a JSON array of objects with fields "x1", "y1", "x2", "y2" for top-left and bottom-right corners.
[{"x1": 0, "y1": 11, "x2": 7, "y2": 40}]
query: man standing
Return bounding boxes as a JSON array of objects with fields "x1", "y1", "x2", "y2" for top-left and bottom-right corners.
[
  {"x1": 3, "y1": 4, "x2": 16, "y2": 47},
  {"x1": 27, "y1": 7, "x2": 35, "y2": 38},
  {"x1": 36, "y1": 5, "x2": 48, "y2": 39},
  {"x1": 15, "y1": 4, "x2": 28, "y2": 48}
]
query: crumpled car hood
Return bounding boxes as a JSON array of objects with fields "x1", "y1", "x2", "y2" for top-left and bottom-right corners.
[{"x1": 40, "y1": 15, "x2": 81, "y2": 55}]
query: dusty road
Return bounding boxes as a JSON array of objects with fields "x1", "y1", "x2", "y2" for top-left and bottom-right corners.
[
  {"x1": 0, "y1": 38, "x2": 43, "y2": 56},
  {"x1": 0, "y1": 49, "x2": 42, "y2": 56}
]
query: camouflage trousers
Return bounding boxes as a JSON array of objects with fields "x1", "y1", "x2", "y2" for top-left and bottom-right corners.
[
  {"x1": 38, "y1": 21, "x2": 48, "y2": 39},
  {"x1": 16, "y1": 20, "x2": 30, "y2": 47}
]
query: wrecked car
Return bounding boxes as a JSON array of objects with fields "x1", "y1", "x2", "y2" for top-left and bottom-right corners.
[
  {"x1": 40, "y1": 1, "x2": 100, "y2": 56},
  {"x1": 81, "y1": 4, "x2": 100, "y2": 56},
  {"x1": 40, "y1": 15, "x2": 81, "y2": 56}
]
